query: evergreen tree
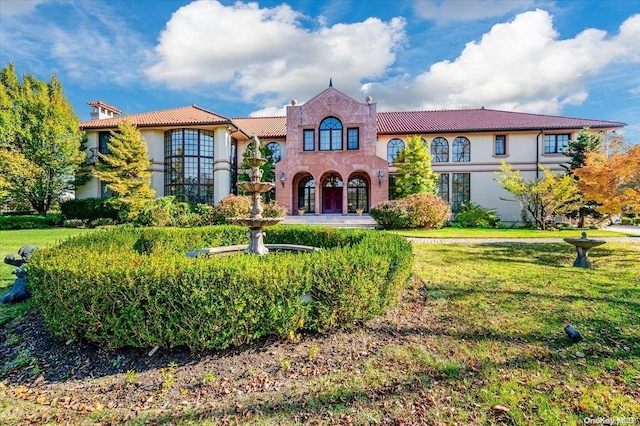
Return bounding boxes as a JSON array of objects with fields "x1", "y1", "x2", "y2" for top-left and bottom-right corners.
[
  {"x1": 394, "y1": 135, "x2": 438, "y2": 198},
  {"x1": 0, "y1": 64, "x2": 85, "y2": 214},
  {"x1": 563, "y1": 127, "x2": 602, "y2": 172},
  {"x1": 92, "y1": 120, "x2": 155, "y2": 219},
  {"x1": 563, "y1": 127, "x2": 603, "y2": 227}
]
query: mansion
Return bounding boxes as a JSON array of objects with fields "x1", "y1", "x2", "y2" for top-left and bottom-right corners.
[{"x1": 78, "y1": 86, "x2": 625, "y2": 223}]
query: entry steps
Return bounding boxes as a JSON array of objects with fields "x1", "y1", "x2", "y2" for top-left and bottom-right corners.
[{"x1": 281, "y1": 214, "x2": 377, "y2": 228}]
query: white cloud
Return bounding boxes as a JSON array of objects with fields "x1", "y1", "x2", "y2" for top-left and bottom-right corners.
[
  {"x1": 364, "y1": 10, "x2": 640, "y2": 114},
  {"x1": 0, "y1": 0, "x2": 44, "y2": 16},
  {"x1": 146, "y1": 0, "x2": 406, "y2": 106},
  {"x1": 413, "y1": 0, "x2": 537, "y2": 22}
]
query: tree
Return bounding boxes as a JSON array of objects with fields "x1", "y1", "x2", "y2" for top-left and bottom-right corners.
[
  {"x1": 238, "y1": 139, "x2": 276, "y2": 201},
  {"x1": 496, "y1": 162, "x2": 582, "y2": 230},
  {"x1": 394, "y1": 135, "x2": 438, "y2": 198},
  {"x1": 574, "y1": 144, "x2": 640, "y2": 215},
  {"x1": 92, "y1": 120, "x2": 155, "y2": 219},
  {"x1": 562, "y1": 128, "x2": 603, "y2": 227},
  {"x1": 0, "y1": 64, "x2": 85, "y2": 214},
  {"x1": 563, "y1": 127, "x2": 602, "y2": 171}
]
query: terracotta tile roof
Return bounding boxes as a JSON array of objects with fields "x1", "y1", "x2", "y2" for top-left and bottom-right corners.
[
  {"x1": 376, "y1": 108, "x2": 626, "y2": 134},
  {"x1": 87, "y1": 100, "x2": 121, "y2": 114},
  {"x1": 80, "y1": 105, "x2": 232, "y2": 130},
  {"x1": 232, "y1": 116, "x2": 287, "y2": 138}
]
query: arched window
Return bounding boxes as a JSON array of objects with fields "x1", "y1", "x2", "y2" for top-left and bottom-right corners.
[
  {"x1": 387, "y1": 138, "x2": 404, "y2": 163},
  {"x1": 164, "y1": 129, "x2": 215, "y2": 203},
  {"x1": 319, "y1": 117, "x2": 342, "y2": 151},
  {"x1": 298, "y1": 176, "x2": 315, "y2": 213},
  {"x1": 452, "y1": 137, "x2": 470, "y2": 162},
  {"x1": 431, "y1": 137, "x2": 449, "y2": 162},
  {"x1": 348, "y1": 176, "x2": 369, "y2": 213},
  {"x1": 266, "y1": 142, "x2": 281, "y2": 163}
]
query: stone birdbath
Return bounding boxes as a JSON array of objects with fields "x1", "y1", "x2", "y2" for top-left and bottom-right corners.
[{"x1": 563, "y1": 232, "x2": 606, "y2": 268}]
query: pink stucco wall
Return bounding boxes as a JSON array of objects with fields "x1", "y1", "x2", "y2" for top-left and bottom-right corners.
[{"x1": 275, "y1": 88, "x2": 389, "y2": 215}]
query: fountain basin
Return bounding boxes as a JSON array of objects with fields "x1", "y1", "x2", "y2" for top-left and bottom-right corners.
[
  {"x1": 186, "y1": 244, "x2": 321, "y2": 258},
  {"x1": 237, "y1": 181, "x2": 275, "y2": 193},
  {"x1": 227, "y1": 217, "x2": 284, "y2": 228},
  {"x1": 243, "y1": 157, "x2": 267, "y2": 168},
  {"x1": 563, "y1": 232, "x2": 606, "y2": 268}
]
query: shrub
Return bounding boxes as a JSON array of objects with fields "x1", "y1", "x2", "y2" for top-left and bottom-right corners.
[
  {"x1": 452, "y1": 202, "x2": 500, "y2": 228},
  {"x1": 29, "y1": 226, "x2": 413, "y2": 351},
  {"x1": 370, "y1": 200, "x2": 411, "y2": 229},
  {"x1": 621, "y1": 217, "x2": 633, "y2": 225},
  {"x1": 62, "y1": 219, "x2": 87, "y2": 228},
  {"x1": 0, "y1": 214, "x2": 62, "y2": 230},
  {"x1": 60, "y1": 198, "x2": 119, "y2": 222},
  {"x1": 403, "y1": 193, "x2": 451, "y2": 229},
  {"x1": 213, "y1": 195, "x2": 251, "y2": 224},
  {"x1": 262, "y1": 201, "x2": 286, "y2": 218}
]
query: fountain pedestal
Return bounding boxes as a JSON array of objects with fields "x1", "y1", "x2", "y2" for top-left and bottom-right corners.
[{"x1": 563, "y1": 232, "x2": 606, "y2": 268}]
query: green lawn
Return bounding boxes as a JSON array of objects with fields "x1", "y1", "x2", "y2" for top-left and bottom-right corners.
[
  {"x1": 1, "y1": 228, "x2": 638, "y2": 424},
  {"x1": 390, "y1": 227, "x2": 636, "y2": 238},
  {"x1": 0, "y1": 228, "x2": 92, "y2": 326}
]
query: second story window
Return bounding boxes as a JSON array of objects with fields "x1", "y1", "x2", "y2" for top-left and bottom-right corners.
[
  {"x1": 303, "y1": 129, "x2": 314, "y2": 151},
  {"x1": 494, "y1": 135, "x2": 506, "y2": 156},
  {"x1": 347, "y1": 128, "x2": 359, "y2": 150},
  {"x1": 319, "y1": 117, "x2": 343, "y2": 151},
  {"x1": 266, "y1": 142, "x2": 281, "y2": 163},
  {"x1": 431, "y1": 137, "x2": 449, "y2": 162},
  {"x1": 544, "y1": 134, "x2": 569, "y2": 154},
  {"x1": 387, "y1": 138, "x2": 404, "y2": 163},
  {"x1": 452, "y1": 136, "x2": 470, "y2": 162}
]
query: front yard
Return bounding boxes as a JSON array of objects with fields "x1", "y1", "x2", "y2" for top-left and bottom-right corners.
[{"x1": 0, "y1": 228, "x2": 638, "y2": 424}]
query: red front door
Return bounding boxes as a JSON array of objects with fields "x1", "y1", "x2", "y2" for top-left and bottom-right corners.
[{"x1": 322, "y1": 187, "x2": 342, "y2": 213}]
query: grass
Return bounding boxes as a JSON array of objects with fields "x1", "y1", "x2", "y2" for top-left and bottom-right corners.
[
  {"x1": 1, "y1": 227, "x2": 639, "y2": 424},
  {"x1": 390, "y1": 227, "x2": 636, "y2": 238},
  {"x1": 0, "y1": 228, "x2": 92, "y2": 327}
]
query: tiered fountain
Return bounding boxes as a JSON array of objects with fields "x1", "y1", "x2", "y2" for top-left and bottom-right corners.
[{"x1": 187, "y1": 136, "x2": 318, "y2": 257}]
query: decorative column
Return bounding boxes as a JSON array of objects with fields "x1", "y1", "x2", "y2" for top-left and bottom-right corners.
[{"x1": 213, "y1": 127, "x2": 232, "y2": 204}]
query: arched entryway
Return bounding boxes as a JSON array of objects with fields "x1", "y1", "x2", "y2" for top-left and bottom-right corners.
[
  {"x1": 347, "y1": 173, "x2": 370, "y2": 213},
  {"x1": 296, "y1": 174, "x2": 315, "y2": 213},
  {"x1": 321, "y1": 174, "x2": 343, "y2": 213}
]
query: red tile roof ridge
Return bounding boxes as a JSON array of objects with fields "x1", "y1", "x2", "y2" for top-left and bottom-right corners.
[
  {"x1": 379, "y1": 108, "x2": 626, "y2": 124},
  {"x1": 231, "y1": 115, "x2": 286, "y2": 120}
]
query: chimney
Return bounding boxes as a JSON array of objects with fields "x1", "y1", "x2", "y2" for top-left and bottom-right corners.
[{"x1": 88, "y1": 100, "x2": 122, "y2": 120}]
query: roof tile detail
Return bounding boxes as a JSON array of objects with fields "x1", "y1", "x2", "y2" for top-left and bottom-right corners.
[
  {"x1": 80, "y1": 105, "x2": 231, "y2": 130},
  {"x1": 377, "y1": 108, "x2": 626, "y2": 134},
  {"x1": 232, "y1": 116, "x2": 287, "y2": 138}
]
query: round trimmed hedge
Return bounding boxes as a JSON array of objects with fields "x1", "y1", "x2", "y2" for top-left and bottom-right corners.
[{"x1": 28, "y1": 225, "x2": 413, "y2": 351}]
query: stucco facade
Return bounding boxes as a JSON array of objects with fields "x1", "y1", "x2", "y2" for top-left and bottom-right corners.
[{"x1": 78, "y1": 86, "x2": 625, "y2": 224}]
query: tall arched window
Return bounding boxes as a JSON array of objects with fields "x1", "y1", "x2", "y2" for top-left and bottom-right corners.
[
  {"x1": 387, "y1": 138, "x2": 404, "y2": 163},
  {"x1": 431, "y1": 137, "x2": 449, "y2": 162},
  {"x1": 298, "y1": 176, "x2": 315, "y2": 213},
  {"x1": 164, "y1": 129, "x2": 215, "y2": 203},
  {"x1": 348, "y1": 176, "x2": 369, "y2": 213},
  {"x1": 452, "y1": 136, "x2": 470, "y2": 162},
  {"x1": 319, "y1": 117, "x2": 342, "y2": 151}
]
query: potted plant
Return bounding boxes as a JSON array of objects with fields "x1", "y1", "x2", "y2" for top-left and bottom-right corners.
[
  {"x1": 356, "y1": 208, "x2": 364, "y2": 216},
  {"x1": 298, "y1": 208, "x2": 305, "y2": 216}
]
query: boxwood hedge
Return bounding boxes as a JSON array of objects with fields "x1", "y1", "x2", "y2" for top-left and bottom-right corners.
[{"x1": 28, "y1": 225, "x2": 413, "y2": 351}]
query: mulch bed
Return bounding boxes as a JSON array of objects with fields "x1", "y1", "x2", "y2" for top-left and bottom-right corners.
[{"x1": 1, "y1": 279, "x2": 441, "y2": 424}]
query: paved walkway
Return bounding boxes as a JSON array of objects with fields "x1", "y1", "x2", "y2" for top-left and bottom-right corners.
[{"x1": 407, "y1": 236, "x2": 639, "y2": 244}]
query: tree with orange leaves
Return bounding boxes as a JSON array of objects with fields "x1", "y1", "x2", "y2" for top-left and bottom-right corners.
[{"x1": 574, "y1": 144, "x2": 640, "y2": 215}]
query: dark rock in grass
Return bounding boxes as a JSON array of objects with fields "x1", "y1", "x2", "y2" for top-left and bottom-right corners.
[
  {"x1": 1, "y1": 245, "x2": 38, "y2": 304},
  {"x1": 1, "y1": 276, "x2": 31, "y2": 304},
  {"x1": 564, "y1": 325, "x2": 583, "y2": 342}
]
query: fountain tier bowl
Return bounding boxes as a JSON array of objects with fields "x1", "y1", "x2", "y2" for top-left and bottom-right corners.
[{"x1": 237, "y1": 181, "x2": 275, "y2": 193}]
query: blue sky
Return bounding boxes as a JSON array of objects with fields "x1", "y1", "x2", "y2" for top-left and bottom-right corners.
[{"x1": 1, "y1": 0, "x2": 639, "y2": 142}]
